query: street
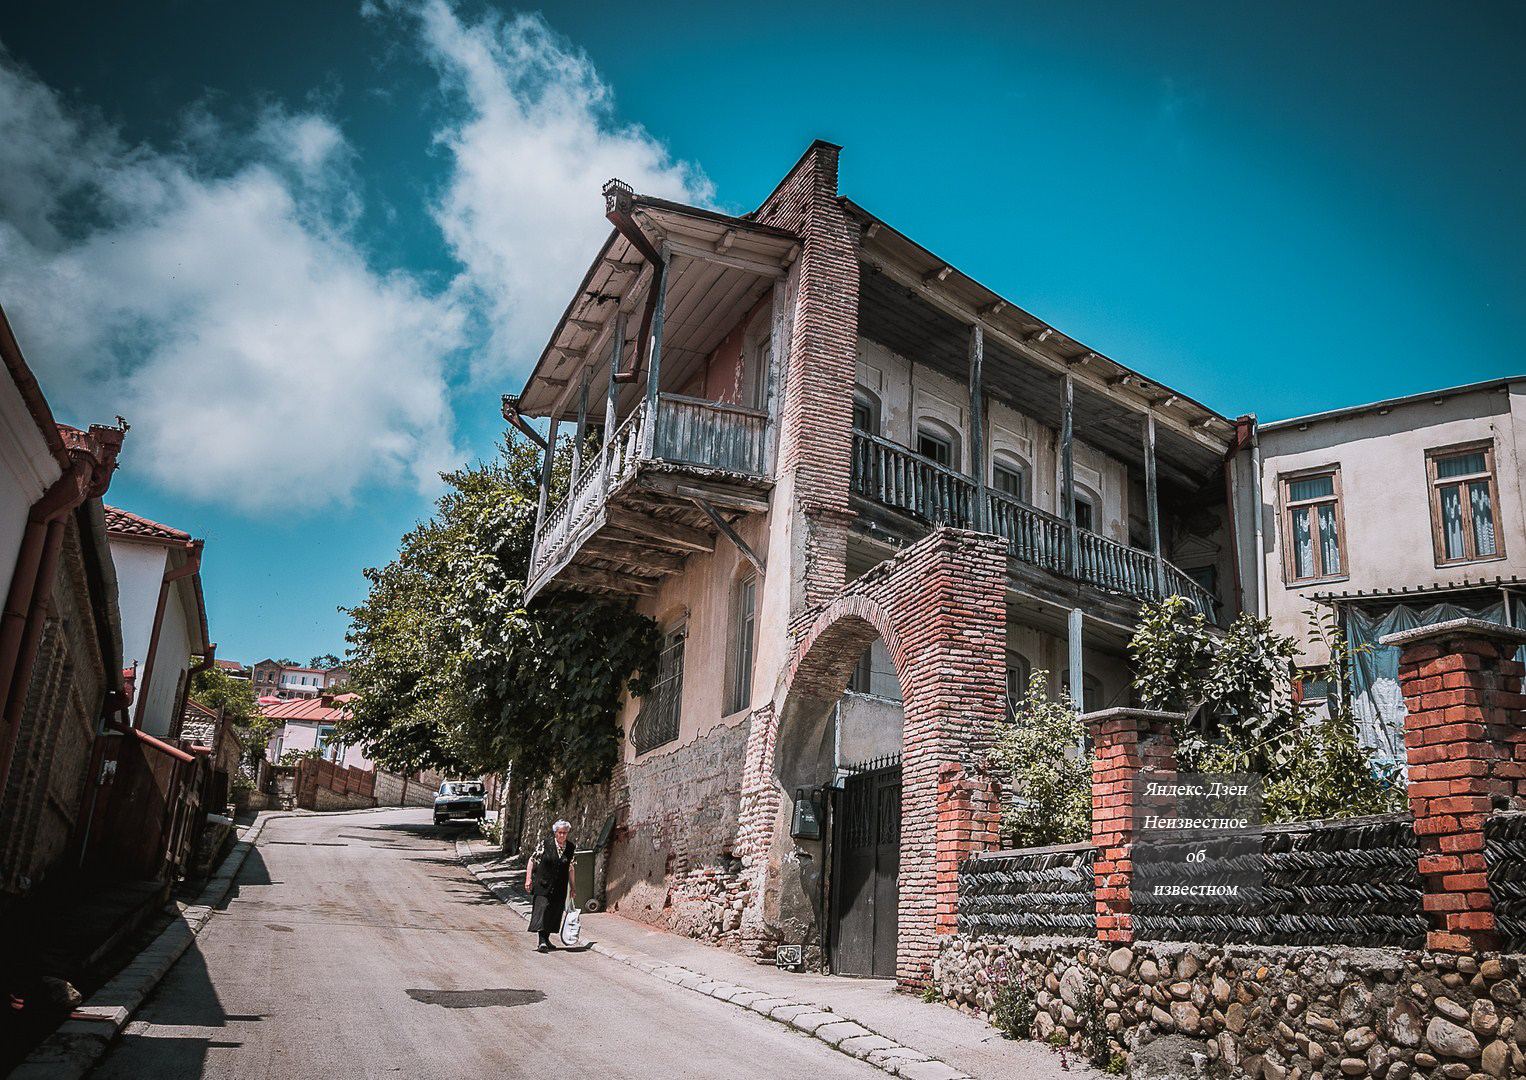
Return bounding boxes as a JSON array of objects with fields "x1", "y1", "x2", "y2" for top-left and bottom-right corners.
[{"x1": 85, "y1": 809, "x2": 886, "y2": 1080}]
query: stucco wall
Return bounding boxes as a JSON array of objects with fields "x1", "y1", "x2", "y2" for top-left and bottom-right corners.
[
  {"x1": 0, "y1": 377, "x2": 63, "y2": 602},
  {"x1": 112, "y1": 540, "x2": 165, "y2": 691},
  {"x1": 1258, "y1": 385, "x2": 1525, "y2": 663}
]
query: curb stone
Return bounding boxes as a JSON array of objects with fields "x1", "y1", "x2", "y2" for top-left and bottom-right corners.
[
  {"x1": 454, "y1": 835, "x2": 972, "y2": 1080},
  {"x1": 13, "y1": 806, "x2": 402, "y2": 1080}
]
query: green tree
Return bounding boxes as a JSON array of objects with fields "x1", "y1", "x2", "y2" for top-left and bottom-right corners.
[
  {"x1": 1129, "y1": 598, "x2": 1403, "y2": 821},
  {"x1": 339, "y1": 434, "x2": 658, "y2": 790},
  {"x1": 988, "y1": 671, "x2": 1092, "y2": 846},
  {"x1": 190, "y1": 662, "x2": 273, "y2": 750},
  {"x1": 309, "y1": 653, "x2": 341, "y2": 670}
]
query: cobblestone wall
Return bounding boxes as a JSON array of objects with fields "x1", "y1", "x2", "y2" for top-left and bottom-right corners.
[{"x1": 935, "y1": 935, "x2": 1525, "y2": 1079}]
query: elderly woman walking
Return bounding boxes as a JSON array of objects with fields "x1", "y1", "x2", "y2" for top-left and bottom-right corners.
[{"x1": 525, "y1": 820, "x2": 576, "y2": 952}]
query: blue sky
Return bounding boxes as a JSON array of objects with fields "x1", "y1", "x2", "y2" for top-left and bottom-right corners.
[{"x1": 0, "y1": 1, "x2": 1521, "y2": 666}]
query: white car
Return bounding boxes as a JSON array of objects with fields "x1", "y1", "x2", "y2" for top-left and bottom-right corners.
[{"x1": 433, "y1": 781, "x2": 486, "y2": 827}]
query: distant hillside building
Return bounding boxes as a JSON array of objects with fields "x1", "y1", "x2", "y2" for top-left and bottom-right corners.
[{"x1": 250, "y1": 659, "x2": 347, "y2": 700}]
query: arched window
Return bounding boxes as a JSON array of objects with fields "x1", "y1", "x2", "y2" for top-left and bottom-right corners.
[
  {"x1": 991, "y1": 452, "x2": 1030, "y2": 504},
  {"x1": 1061, "y1": 669, "x2": 1104, "y2": 713},
  {"x1": 917, "y1": 418, "x2": 960, "y2": 471}
]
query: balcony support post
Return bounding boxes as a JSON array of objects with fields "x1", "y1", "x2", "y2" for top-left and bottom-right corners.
[
  {"x1": 968, "y1": 323, "x2": 987, "y2": 533},
  {"x1": 533, "y1": 417, "x2": 561, "y2": 543},
  {"x1": 1062, "y1": 371, "x2": 1077, "y2": 577},
  {"x1": 570, "y1": 373, "x2": 589, "y2": 493},
  {"x1": 1068, "y1": 607, "x2": 1085, "y2": 718},
  {"x1": 641, "y1": 245, "x2": 672, "y2": 461},
  {"x1": 602, "y1": 310, "x2": 625, "y2": 494},
  {"x1": 1143, "y1": 410, "x2": 1166, "y2": 599}
]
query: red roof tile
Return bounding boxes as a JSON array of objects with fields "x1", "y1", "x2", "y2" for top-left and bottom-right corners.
[{"x1": 104, "y1": 505, "x2": 192, "y2": 543}]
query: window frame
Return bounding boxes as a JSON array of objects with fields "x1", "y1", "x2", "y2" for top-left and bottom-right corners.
[
  {"x1": 917, "y1": 424, "x2": 956, "y2": 470},
  {"x1": 991, "y1": 453, "x2": 1030, "y2": 504},
  {"x1": 726, "y1": 573, "x2": 757, "y2": 715},
  {"x1": 1004, "y1": 650, "x2": 1032, "y2": 719},
  {"x1": 634, "y1": 620, "x2": 687, "y2": 755},
  {"x1": 852, "y1": 386, "x2": 881, "y2": 436},
  {"x1": 1426, "y1": 441, "x2": 1506, "y2": 566},
  {"x1": 1279, "y1": 465, "x2": 1347, "y2": 585}
]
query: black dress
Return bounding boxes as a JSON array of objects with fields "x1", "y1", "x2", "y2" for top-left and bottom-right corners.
[{"x1": 527, "y1": 837, "x2": 574, "y2": 938}]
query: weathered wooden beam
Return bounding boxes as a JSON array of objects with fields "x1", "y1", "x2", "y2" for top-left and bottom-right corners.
[
  {"x1": 1144, "y1": 411, "x2": 1165, "y2": 599},
  {"x1": 603, "y1": 505, "x2": 716, "y2": 553},
  {"x1": 922, "y1": 265, "x2": 952, "y2": 285},
  {"x1": 663, "y1": 237, "x2": 785, "y2": 279},
  {"x1": 689, "y1": 496, "x2": 766, "y2": 576},
  {"x1": 641, "y1": 245, "x2": 671, "y2": 458},
  {"x1": 716, "y1": 229, "x2": 735, "y2": 253},
  {"x1": 581, "y1": 536, "x2": 688, "y2": 573},
  {"x1": 1062, "y1": 372, "x2": 1076, "y2": 577},
  {"x1": 556, "y1": 565, "x2": 659, "y2": 595},
  {"x1": 668, "y1": 481, "x2": 770, "y2": 514},
  {"x1": 969, "y1": 323, "x2": 988, "y2": 533}
]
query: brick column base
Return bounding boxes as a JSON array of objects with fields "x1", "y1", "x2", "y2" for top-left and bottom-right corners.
[
  {"x1": 935, "y1": 762, "x2": 1002, "y2": 935},
  {"x1": 1087, "y1": 708, "x2": 1181, "y2": 944},
  {"x1": 1383, "y1": 618, "x2": 1526, "y2": 953}
]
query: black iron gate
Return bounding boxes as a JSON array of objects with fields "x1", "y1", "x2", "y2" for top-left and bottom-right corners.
[{"x1": 830, "y1": 755, "x2": 901, "y2": 978}]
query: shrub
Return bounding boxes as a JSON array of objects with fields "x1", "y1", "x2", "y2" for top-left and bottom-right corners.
[{"x1": 987, "y1": 671, "x2": 1091, "y2": 846}]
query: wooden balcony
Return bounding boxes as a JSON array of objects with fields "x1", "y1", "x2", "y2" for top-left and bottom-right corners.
[
  {"x1": 526, "y1": 395, "x2": 771, "y2": 600},
  {"x1": 849, "y1": 431, "x2": 1219, "y2": 621}
]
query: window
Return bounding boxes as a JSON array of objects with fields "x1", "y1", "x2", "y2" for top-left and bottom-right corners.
[
  {"x1": 727, "y1": 575, "x2": 756, "y2": 714},
  {"x1": 1295, "y1": 670, "x2": 1333, "y2": 706},
  {"x1": 1073, "y1": 493, "x2": 1094, "y2": 533},
  {"x1": 633, "y1": 622, "x2": 685, "y2": 754},
  {"x1": 1281, "y1": 469, "x2": 1344, "y2": 582},
  {"x1": 918, "y1": 426, "x2": 955, "y2": 469},
  {"x1": 1005, "y1": 651, "x2": 1032, "y2": 718},
  {"x1": 852, "y1": 387, "x2": 880, "y2": 435},
  {"x1": 1061, "y1": 670, "x2": 1103, "y2": 713},
  {"x1": 1428, "y1": 444, "x2": 1503, "y2": 564},
  {"x1": 991, "y1": 455, "x2": 1029, "y2": 503}
]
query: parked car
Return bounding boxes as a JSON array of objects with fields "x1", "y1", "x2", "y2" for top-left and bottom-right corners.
[{"x1": 433, "y1": 781, "x2": 486, "y2": 827}]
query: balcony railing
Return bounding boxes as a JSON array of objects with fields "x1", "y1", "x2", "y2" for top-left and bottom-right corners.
[
  {"x1": 850, "y1": 431, "x2": 1219, "y2": 621},
  {"x1": 530, "y1": 396, "x2": 770, "y2": 583}
]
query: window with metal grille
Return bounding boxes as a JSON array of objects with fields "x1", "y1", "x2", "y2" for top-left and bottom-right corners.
[
  {"x1": 633, "y1": 623, "x2": 685, "y2": 754},
  {"x1": 1428, "y1": 443, "x2": 1504, "y2": 565}
]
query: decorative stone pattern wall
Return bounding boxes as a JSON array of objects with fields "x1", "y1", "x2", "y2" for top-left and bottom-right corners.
[
  {"x1": 958, "y1": 845, "x2": 1095, "y2": 938},
  {"x1": 935, "y1": 935, "x2": 1525, "y2": 1080},
  {"x1": 1486, "y1": 811, "x2": 1526, "y2": 951}
]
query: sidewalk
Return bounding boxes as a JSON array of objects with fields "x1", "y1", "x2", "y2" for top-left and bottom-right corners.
[{"x1": 457, "y1": 835, "x2": 1096, "y2": 1080}]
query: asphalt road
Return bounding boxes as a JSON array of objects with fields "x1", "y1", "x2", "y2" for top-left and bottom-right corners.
[{"x1": 85, "y1": 809, "x2": 886, "y2": 1080}]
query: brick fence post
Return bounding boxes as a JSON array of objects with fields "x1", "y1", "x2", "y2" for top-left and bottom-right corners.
[
  {"x1": 1086, "y1": 708, "x2": 1181, "y2": 944},
  {"x1": 935, "y1": 762, "x2": 1002, "y2": 936},
  {"x1": 1381, "y1": 617, "x2": 1526, "y2": 953}
]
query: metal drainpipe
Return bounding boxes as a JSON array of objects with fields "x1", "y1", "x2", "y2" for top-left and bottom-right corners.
[
  {"x1": 134, "y1": 540, "x2": 202, "y2": 730},
  {"x1": 1249, "y1": 422, "x2": 1266, "y2": 617}
]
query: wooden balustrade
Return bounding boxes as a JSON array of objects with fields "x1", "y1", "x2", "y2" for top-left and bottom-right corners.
[{"x1": 852, "y1": 431, "x2": 1222, "y2": 620}]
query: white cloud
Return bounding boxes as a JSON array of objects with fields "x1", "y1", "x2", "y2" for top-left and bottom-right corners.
[
  {"x1": 0, "y1": 53, "x2": 465, "y2": 513},
  {"x1": 384, "y1": 0, "x2": 714, "y2": 381}
]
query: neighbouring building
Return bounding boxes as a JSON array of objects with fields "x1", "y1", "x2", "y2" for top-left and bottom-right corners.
[
  {"x1": 250, "y1": 659, "x2": 347, "y2": 700},
  {"x1": 0, "y1": 305, "x2": 127, "y2": 906},
  {"x1": 215, "y1": 658, "x2": 250, "y2": 681},
  {"x1": 262, "y1": 693, "x2": 370, "y2": 771},
  {"x1": 106, "y1": 506, "x2": 213, "y2": 740},
  {"x1": 507, "y1": 142, "x2": 1245, "y2": 983},
  {"x1": 1243, "y1": 375, "x2": 1526, "y2": 769}
]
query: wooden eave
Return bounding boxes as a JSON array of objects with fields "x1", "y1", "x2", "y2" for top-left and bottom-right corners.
[
  {"x1": 517, "y1": 201, "x2": 800, "y2": 420},
  {"x1": 842, "y1": 198, "x2": 1233, "y2": 494}
]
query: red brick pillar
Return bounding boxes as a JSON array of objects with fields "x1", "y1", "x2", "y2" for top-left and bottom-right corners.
[
  {"x1": 1087, "y1": 708, "x2": 1180, "y2": 944},
  {"x1": 935, "y1": 762, "x2": 1002, "y2": 936},
  {"x1": 1382, "y1": 618, "x2": 1526, "y2": 953}
]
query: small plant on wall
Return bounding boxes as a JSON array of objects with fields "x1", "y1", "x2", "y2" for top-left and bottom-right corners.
[{"x1": 987, "y1": 671, "x2": 1092, "y2": 846}]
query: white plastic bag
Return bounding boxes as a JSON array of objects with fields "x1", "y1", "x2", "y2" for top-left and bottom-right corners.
[{"x1": 559, "y1": 907, "x2": 581, "y2": 947}]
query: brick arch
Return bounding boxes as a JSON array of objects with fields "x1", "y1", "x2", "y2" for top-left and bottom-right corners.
[{"x1": 752, "y1": 528, "x2": 1010, "y2": 985}]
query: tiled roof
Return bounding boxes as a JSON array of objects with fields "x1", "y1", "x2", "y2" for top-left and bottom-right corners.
[
  {"x1": 260, "y1": 694, "x2": 354, "y2": 722},
  {"x1": 104, "y1": 505, "x2": 191, "y2": 543},
  {"x1": 215, "y1": 659, "x2": 245, "y2": 672}
]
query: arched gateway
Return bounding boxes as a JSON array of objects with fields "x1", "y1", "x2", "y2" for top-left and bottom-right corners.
[{"x1": 738, "y1": 528, "x2": 1010, "y2": 985}]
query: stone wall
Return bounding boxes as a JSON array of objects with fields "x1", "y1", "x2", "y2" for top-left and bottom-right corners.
[
  {"x1": 935, "y1": 935, "x2": 1525, "y2": 1080},
  {"x1": 372, "y1": 768, "x2": 442, "y2": 808},
  {"x1": 605, "y1": 718, "x2": 751, "y2": 945}
]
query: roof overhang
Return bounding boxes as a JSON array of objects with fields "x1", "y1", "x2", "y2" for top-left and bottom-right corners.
[{"x1": 517, "y1": 198, "x2": 800, "y2": 420}]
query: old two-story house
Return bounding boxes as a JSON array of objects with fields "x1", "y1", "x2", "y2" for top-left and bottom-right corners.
[
  {"x1": 507, "y1": 142, "x2": 1245, "y2": 983},
  {"x1": 262, "y1": 693, "x2": 370, "y2": 770},
  {"x1": 1244, "y1": 376, "x2": 1526, "y2": 770}
]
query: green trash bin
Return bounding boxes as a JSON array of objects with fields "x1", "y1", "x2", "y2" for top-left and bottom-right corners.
[{"x1": 572, "y1": 849, "x2": 595, "y2": 912}]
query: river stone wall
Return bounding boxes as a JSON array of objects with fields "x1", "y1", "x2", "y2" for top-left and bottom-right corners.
[{"x1": 934, "y1": 935, "x2": 1525, "y2": 1079}]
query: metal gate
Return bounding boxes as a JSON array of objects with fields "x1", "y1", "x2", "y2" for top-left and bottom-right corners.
[{"x1": 830, "y1": 755, "x2": 901, "y2": 978}]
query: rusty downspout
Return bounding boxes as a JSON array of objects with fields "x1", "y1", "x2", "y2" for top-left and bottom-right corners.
[
  {"x1": 133, "y1": 540, "x2": 203, "y2": 731},
  {"x1": 500, "y1": 396, "x2": 548, "y2": 450},
  {"x1": 602, "y1": 179, "x2": 663, "y2": 384}
]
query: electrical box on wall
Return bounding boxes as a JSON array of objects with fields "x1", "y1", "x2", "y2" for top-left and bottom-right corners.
[{"x1": 789, "y1": 787, "x2": 821, "y2": 839}]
